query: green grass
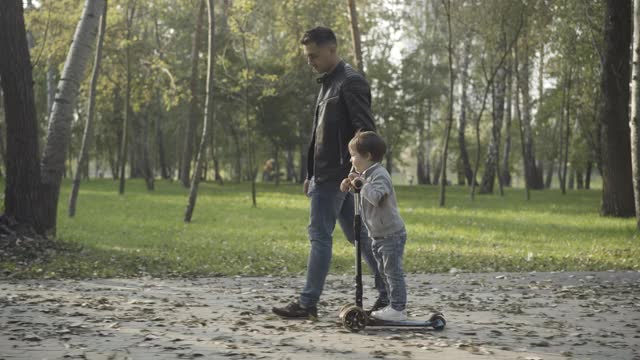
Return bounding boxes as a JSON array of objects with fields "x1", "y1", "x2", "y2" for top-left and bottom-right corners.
[{"x1": 2, "y1": 178, "x2": 638, "y2": 279}]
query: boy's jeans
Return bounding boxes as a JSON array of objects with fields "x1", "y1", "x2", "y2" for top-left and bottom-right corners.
[
  {"x1": 299, "y1": 178, "x2": 387, "y2": 308},
  {"x1": 371, "y1": 228, "x2": 407, "y2": 311}
]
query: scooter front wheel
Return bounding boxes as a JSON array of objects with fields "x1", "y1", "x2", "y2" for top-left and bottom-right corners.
[
  {"x1": 340, "y1": 305, "x2": 367, "y2": 332},
  {"x1": 429, "y1": 313, "x2": 446, "y2": 331}
]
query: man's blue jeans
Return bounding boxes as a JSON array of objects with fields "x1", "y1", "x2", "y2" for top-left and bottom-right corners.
[{"x1": 299, "y1": 177, "x2": 387, "y2": 307}]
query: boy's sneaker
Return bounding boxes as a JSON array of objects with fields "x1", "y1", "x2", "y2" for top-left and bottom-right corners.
[
  {"x1": 371, "y1": 305, "x2": 408, "y2": 321},
  {"x1": 272, "y1": 301, "x2": 318, "y2": 319},
  {"x1": 369, "y1": 296, "x2": 389, "y2": 312}
]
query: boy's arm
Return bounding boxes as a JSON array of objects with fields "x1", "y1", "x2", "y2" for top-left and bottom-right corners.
[{"x1": 361, "y1": 173, "x2": 391, "y2": 207}]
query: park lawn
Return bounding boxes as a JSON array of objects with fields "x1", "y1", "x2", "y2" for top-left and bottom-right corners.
[{"x1": 1, "y1": 178, "x2": 638, "y2": 279}]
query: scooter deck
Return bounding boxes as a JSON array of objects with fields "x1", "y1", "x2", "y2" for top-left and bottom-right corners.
[{"x1": 367, "y1": 318, "x2": 437, "y2": 327}]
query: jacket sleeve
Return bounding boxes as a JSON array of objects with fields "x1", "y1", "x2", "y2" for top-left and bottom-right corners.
[
  {"x1": 361, "y1": 173, "x2": 390, "y2": 207},
  {"x1": 341, "y1": 77, "x2": 376, "y2": 132}
]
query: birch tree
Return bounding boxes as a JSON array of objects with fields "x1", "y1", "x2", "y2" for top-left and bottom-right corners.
[
  {"x1": 68, "y1": 0, "x2": 108, "y2": 217},
  {"x1": 185, "y1": 0, "x2": 216, "y2": 222},
  {"x1": 40, "y1": 0, "x2": 106, "y2": 235}
]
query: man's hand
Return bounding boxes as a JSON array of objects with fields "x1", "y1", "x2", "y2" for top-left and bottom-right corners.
[
  {"x1": 303, "y1": 179, "x2": 310, "y2": 196},
  {"x1": 340, "y1": 178, "x2": 351, "y2": 192}
]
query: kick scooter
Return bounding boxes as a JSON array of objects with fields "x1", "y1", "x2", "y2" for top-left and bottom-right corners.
[{"x1": 338, "y1": 177, "x2": 446, "y2": 332}]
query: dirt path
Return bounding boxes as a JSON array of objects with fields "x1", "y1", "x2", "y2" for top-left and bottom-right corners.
[{"x1": 1, "y1": 271, "x2": 639, "y2": 359}]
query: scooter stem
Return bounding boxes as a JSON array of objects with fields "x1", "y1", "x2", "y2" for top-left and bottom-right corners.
[{"x1": 353, "y1": 186, "x2": 363, "y2": 309}]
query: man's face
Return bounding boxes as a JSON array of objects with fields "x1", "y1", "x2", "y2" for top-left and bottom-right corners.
[{"x1": 303, "y1": 42, "x2": 336, "y2": 73}]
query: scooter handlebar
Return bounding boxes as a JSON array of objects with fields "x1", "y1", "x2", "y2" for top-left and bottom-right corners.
[{"x1": 352, "y1": 178, "x2": 364, "y2": 190}]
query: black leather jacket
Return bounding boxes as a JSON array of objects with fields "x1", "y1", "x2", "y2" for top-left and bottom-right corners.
[{"x1": 307, "y1": 61, "x2": 376, "y2": 184}]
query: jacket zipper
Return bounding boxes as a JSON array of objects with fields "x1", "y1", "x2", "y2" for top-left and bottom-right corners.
[{"x1": 338, "y1": 127, "x2": 344, "y2": 165}]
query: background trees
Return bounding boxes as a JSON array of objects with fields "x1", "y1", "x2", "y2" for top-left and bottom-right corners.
[{"x1": 2, "y1": 0, "x2": 639, "y2": 235}]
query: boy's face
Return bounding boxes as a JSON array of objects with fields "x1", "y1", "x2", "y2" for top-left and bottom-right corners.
[{"x1": 349, "y1": 144, "x2": 373, "y2": 173}]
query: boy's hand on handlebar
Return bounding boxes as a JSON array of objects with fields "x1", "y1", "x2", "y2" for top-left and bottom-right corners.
[{"x1": 340, "y1": 178, "x2": 351, "y2": 193}]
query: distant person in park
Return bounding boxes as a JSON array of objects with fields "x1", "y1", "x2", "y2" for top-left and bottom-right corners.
[
  {"x1": 340, "y1": 131, "x2": 408, "y2": 321},
  {"x1": 272, "y1": 26, "x2": 387, "y2": 319}
]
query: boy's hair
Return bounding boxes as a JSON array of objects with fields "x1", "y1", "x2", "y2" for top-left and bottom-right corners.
[
  {"x1": 349, "y1": 131, "x2": 387, "y2": 162},
  {"x1": 300, "y1": 26, "x2": 337, "y2": 46}
]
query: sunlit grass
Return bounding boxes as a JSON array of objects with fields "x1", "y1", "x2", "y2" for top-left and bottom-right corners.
[{"x1": 2, "y1": 178, "x2": 638, "y2": 279}]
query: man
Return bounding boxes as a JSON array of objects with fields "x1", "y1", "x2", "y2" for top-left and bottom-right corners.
[{"x1": 272, "y1": 26, "x2": 388, "y2": 319}]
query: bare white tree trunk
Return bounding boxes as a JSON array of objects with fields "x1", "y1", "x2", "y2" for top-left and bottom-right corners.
[
  {"x1": 185, "y1": 0, "x2": 216, "y2": 222},
  {"x1": 439, "y1": 0, "x2": 454, "y2": 207},
  {"x1": 68, "y1": 1, "x2": 107, "y2": 217},
  {"x1": 39, "y1": 0, "x2": 105, "y2": 235},
  {"x1": 631, "y1": 0, "x2": 640, "y2": 229}
]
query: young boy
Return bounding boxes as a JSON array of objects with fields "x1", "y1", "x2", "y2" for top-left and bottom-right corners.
[{"x1": 340, "y1": 131, "x2": 408, "y2": 321}]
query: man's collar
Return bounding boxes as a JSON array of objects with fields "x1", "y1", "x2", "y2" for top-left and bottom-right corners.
[{"x1": 316, "y1": 60, "x2": 345, "y2": 84}]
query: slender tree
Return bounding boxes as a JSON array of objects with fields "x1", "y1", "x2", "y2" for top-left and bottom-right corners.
[
  {"x1": 501, "y1": 57, "x2": 513, "y2": 187},
  {"x1": 439, "y1": 0, "x2": 454, "y2": 207},
  {"x1": 480, "y1": 29, "x2": 508, "y2": 194},
  {"x1": 514, "y1": 40, "x2": 530, "y2": 200},
  {"x1": 181, "y1": 0, "x2": 206, "y2": 187},
  {"x1": 69, "y1": 1, "x2": 108, "y2": 217},
  {"x1": 457, "y1": 34, "x2": 475, "y2": 186},
  {"x1": 347, "y1": 0, "x2": 364, "y2": 74},
  {"x1": 118, "y1": 0, "x2": 135, "y2": 195},
  {"x1": 185, "y1": 0, "x2": 216, "y2": 222}
]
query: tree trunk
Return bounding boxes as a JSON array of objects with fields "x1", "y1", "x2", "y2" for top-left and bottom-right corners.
[
  {"x1": 600, "y1": 0, "x2": 634, "y2": 217},
  {"x1": 519, "y1": 24, "x2": 543, "y2": 190},
  {"x1": 576, "y1": 169, "x2": 584, "y2": 189},
  {"x1": 185, "y1": 0, "x2": 216, "y2": 222},
  {"x1": 142, "y1": 111, "x2": 154, "y2": 190},
  {"x1": 585, "y1": 161, "x2": 593, "y2": 190},
  {"x1": 424, "y1": 99, "x2": 433, "y2": 185},
  {"x1": 558, "y1": 64, "x2": 568, "y2": 193},
  {"x1": 480, "y1": 40, "x2": 507, "y2": 195},
  {"x1": 560, "y1": 66, "x2": 573, "y2": 195},
  {"x1": 439, "y1": 0, "x2": 454, "y2": 207},
  {"x1": 46, "y1": 58, "x2": 56, "y2": 118},
  {"x1": 0, "y1": 0, "x2": 46, "y2": 233},
  {"x1": 69, "y1": 2, "x2": 107, "y2": 217},
  {"x1": 416, "y1": 116, "x2": 427, "y2": 184},
  {"x1": 501, "y1": 59, "x2": 513, "y2": 187},
  {"x1": 514, "y1": 41, "x2": 530, "y2": 200},
  {"x1": 286, "y1": 147, "x2": 295, "y2": 182},
  {"x1": 544, "y1": 159, "x2": 554, "y2": 189},
  {"x1": 155, "y1": 103, "x2": 169, "y2": 179},
  {"x1": 568, "y1": 168, "x2": 575, "y2": 190},
  {"x1": 631, "y1": 0, "x2": 640, "y2": 227},
  {"x1": 274, "y1": 145, "x2": 280, "y2": 186},
  {"x1": 181, "y1": 0, "x2": 206, "y2": 188},
  {"x1": 458, "y1": 36, "x2": 474, "y2": 186},
  {"x1": 347, "y1": 0, "x2": 364, "y2": 74},
  {"x1": 118, "y1": 1, "x2": 135, "y2": 195},
  {"x1": 39, "y1": 0, "x2": 105, "y2": 235}
]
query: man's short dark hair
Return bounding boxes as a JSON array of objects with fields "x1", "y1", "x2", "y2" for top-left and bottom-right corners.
[
  {"x1": 301, "y1": 26, "x2": 337, "y2": 46},
  {"x1": 349, "y1": 131, "x2": 387, "y2": 163}
]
